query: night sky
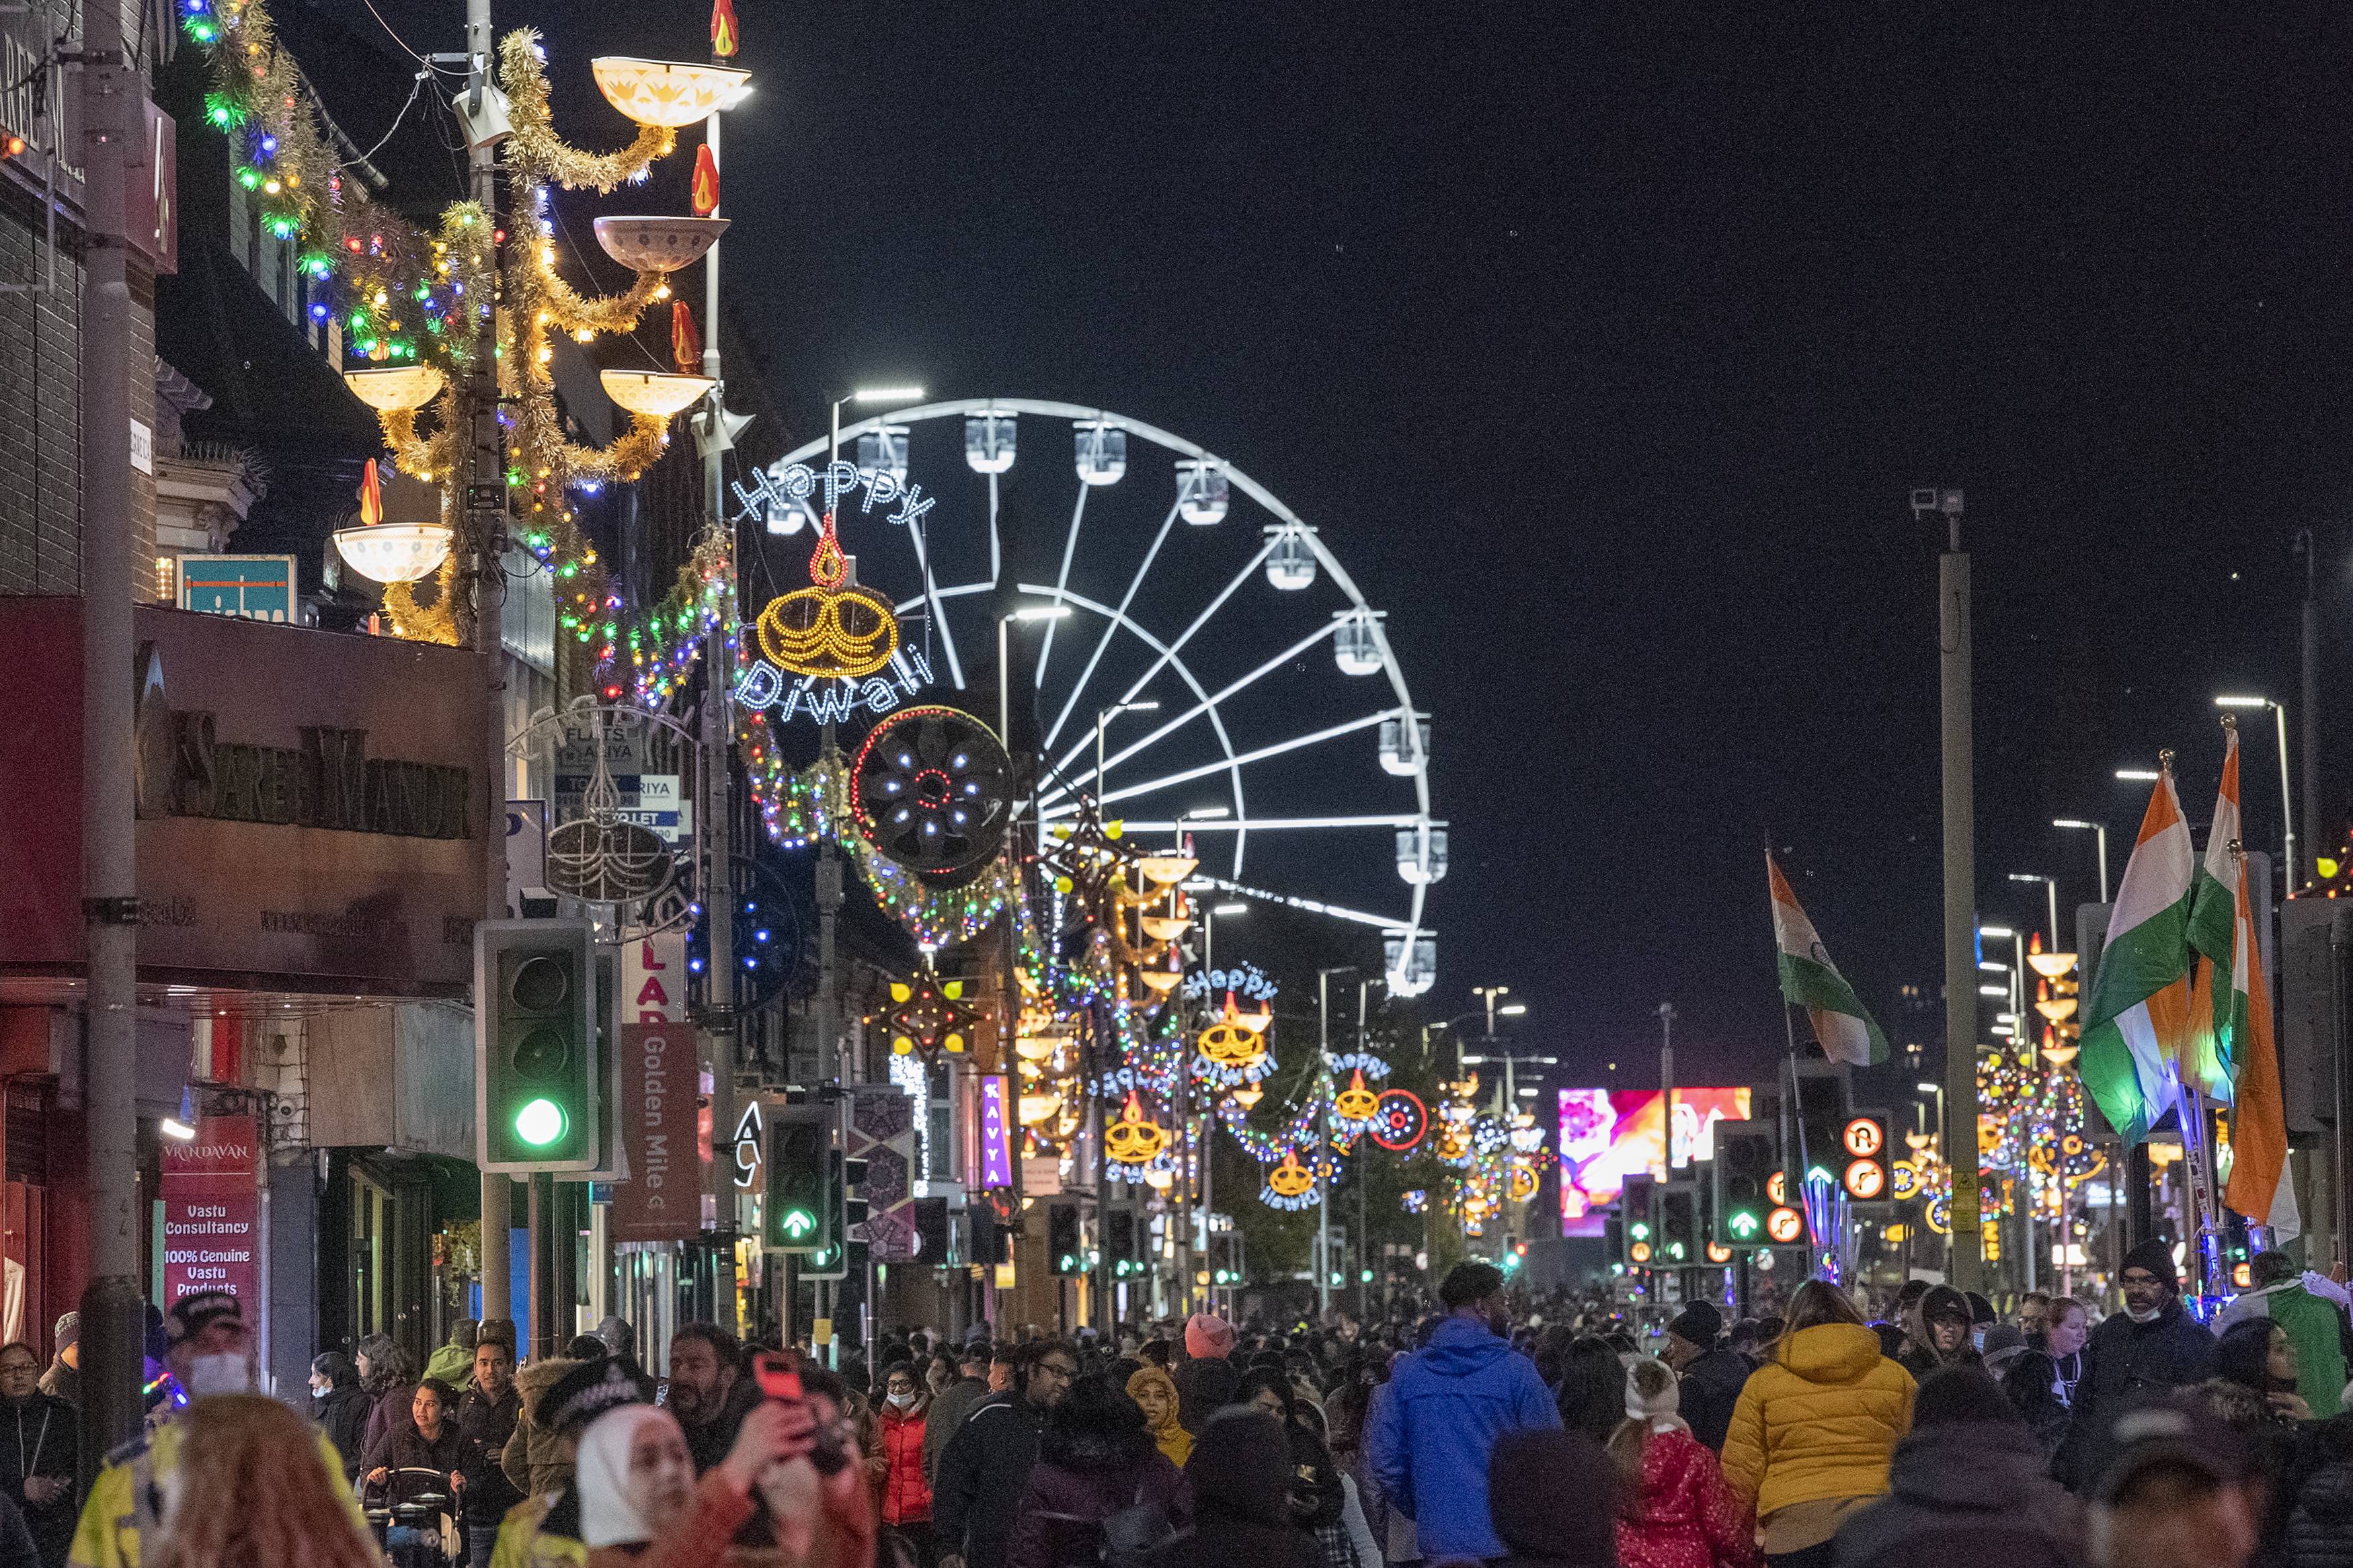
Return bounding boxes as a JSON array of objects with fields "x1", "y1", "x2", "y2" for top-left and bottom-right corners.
[{"x1": 344, "y1": 1, "x2": 2353, "y2": 1090}]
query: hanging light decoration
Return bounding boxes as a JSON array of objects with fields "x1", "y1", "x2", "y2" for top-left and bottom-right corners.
[{"x1": 589, "y1": 57, "x2": 752, "y2": 128}]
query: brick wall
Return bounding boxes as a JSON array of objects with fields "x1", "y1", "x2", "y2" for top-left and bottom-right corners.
[
  {"x1": 0, "y1": 183, "x2": 83, "y2": 594},
  {"x1": 0, "y1": 171, "x2": 162, "y2": 598}
]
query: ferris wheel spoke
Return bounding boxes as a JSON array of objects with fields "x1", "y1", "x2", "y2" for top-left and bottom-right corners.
[
  {"x1": 988, "y1": 469, "x2": 1002, "y2": 587},
  {"x1": 1033, "y1": 483, "x2": 1090, "y2": 692},
  {"x1": 1041, "y1": 534, "x2": 1279, "y2": 784},
  {"x1": 1040, "y1": 811, "x2": 1434, "y2": 836},
  {"x1": 1039, "y1": 618, "x2": 1343, "y2": 806},
  {"x1": 1187, "y1": 874, "x2": 1419, "y2": 934},
  {"x1": 902, "y1": 511, "x2": 967, "y2": 690},
  {"x1": 1084, "y1": 710, "x2": 1390, "y2": 809},
  {"x1": 1041, "y1": 493, "x2": 1185, "y2": 755}
]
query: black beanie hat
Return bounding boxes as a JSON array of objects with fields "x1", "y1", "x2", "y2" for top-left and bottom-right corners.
[
  {"x1": 2122, "y1": 1237, "x2": 2180, "y2": 1292},
  {"x1": 1667, "y1": 1302, "x2": 1722, "y2": 1346}
]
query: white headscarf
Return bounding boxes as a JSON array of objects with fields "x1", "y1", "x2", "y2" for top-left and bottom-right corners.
[{"x1": 577, "y1": 1403, "x2": 682, "y2": 1548}]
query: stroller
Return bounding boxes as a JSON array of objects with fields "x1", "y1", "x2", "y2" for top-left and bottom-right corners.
[{"x1": 360, "y1": 1466, "x2": 460, "y2": 1568}]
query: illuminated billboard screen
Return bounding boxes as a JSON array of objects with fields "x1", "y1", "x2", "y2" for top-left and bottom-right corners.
[{"x1": 1557, "y1": 1087, "x2": 1752, "y2": 1235}]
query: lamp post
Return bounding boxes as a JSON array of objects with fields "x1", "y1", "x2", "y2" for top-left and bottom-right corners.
[
  {"x1": 2007, "y1": 873, "x2": 2061, "y2": 949},
  {"x1": 2053, "y1": 819, "x2": 2110, "y2": 905},
  {"x1": 1094, "y1": 701, "x2": 1160, "y2": 800},
  {"x1": 1657, "y1": 1001, "x2": 1676, "y2": 1171},
  {"x1": 2216, "y1": 694, "x2": 2297, "y2": 891},
  {"x1": 1316, "y1": 965, "x2": 1357, "y2": 1319},
  {"x1": 998, "y1": 604, "x2": 1072, "y2": 744}
]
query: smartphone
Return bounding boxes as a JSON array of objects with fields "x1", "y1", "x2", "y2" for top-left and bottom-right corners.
[{"x1": 753, "y1": 1351, "x2": 851, "y2": 1475}]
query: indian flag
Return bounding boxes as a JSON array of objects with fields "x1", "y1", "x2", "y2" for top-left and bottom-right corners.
[
  {"x1": 2223, "y1": 844, "x2": 2299, "y2": 1238},
  {"x1": 2186, "y1": 723, "x2": 2246, "y2": 1101},
  {"x1": 1768, "y1": 852, "x2": 1887, "y2": 1066},
  {"x1": 2079, "y1": 766, "x2": 2196, "y2": 1146}
]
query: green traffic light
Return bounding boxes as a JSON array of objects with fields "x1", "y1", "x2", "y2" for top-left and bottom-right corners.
[
  {"x1": 514, "y1": 1098, "x2": 567, "y2": 1147},
  {"x1": 1728, "y1": 1210, "x2": 1760, "y2": 1239},
  {"x1": 1359, "y1": 1269, "x2": 1373, "y2": 1283},
  {"x1": 1630, "y1": 1222, "x2": 1650, "y2": 1239},
  {"x1": 779, "y1": 1208, "x2": 817, "y2": 1240}
]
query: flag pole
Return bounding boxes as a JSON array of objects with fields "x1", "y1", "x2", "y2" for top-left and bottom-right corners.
[{"x1": 1769, "y1": 839, "x2": 1821, "y2": 1280}]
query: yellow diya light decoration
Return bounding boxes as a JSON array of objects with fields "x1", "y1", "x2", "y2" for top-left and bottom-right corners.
[
  {"x1": 756, "y1": 516, "x2": 902, "y2": 679},
  {"x1": 1104, "y1": 1092, "x2": 1170, "y2": 1166}
]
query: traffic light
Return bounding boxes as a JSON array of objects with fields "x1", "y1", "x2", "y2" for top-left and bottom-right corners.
[
  {"x1": 476, "y1": 920, "x2": 600, "y2": 1171},
  {"x1": 1658, "y1": 1184, "x2": 1697, "y2": 1264},
  {"x1": 1713, "y1": 1123, "x2": 1773, "y2": 1246},
  {"x1": 1621, "y1": 1173, "x2": 1658, "y2": 1267},
  {"x1": 1783, "y1": 1073, "x2": 1850, "y2": 1242},
  {"x1": 1049, "y1": 1204, "x2": 1082, "y2": 1275},
  {"x1": 1838, "y1": 1112, "x2": 1891, "y2": 1203},
  {"x1": 765, "y1": 1103, "x2": 834, "y2": 1254},
  {"x1": 802, "y1": 1150, "x2": 851, "y2": 1280},
  {"x1": 1108, "y1": 1210, "x2": 1141, "y2": 1278}
]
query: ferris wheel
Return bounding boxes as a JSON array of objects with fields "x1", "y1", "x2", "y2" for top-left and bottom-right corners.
[{"x1": 757, "y1": 399, "x2": 1442, "y2": 995}]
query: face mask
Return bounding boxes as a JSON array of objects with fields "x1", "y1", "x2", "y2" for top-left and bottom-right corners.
[
  {"x1": 2125, "y1": 1304, "x2": 2162, "y2": 1325},
  {"x1": 184, "y1": 1354, "x2": 254, "y2": 1400},
  {"x1": 1971, "y1": 1327, "x2": 1987, "y2": 1352},
  {"x1": 311, "y1": 1384, "x2": 329, "y2": 1401},
  {"x1": 886, "y1": 1391, "x2": 916, "y2": 1409}
]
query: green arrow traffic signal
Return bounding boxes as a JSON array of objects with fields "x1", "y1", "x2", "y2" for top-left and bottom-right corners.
[
  {"x1": 1728, "y1": 1210, "x2": 1759, "y2": 1239},
  {"x1": 779, "y1": 1208, "x2": 815, "y2": 1240},
  {"x1": 1630, "y1": 1221, "x2": 1650, "y2": 1240}
]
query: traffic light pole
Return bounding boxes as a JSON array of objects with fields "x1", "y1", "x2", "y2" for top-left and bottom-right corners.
[{"x1": 463, "y1": 0, "x2": 512, "y2": 1331}]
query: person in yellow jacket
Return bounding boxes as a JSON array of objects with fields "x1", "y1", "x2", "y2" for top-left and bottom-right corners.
[
  {"x1": 69, "y1": 1291, "x2": 367, "y2": 1568},
  {"x1": 1718, "y1": 1280, "x2": 1913, "y2": 1568}
]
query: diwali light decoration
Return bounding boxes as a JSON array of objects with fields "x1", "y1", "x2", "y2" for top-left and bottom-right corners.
[
  {"x1": 1368, "y1": 1089, "x2": 1428, "y2": 1152},
  {"x1": 851, "y1": 706, "x2": 1014, "y2": 885},
  {"x1": 756, "y1": 521, "x2": 902, "y2": 679},
  {"x1": 1262, "y1": 1149, "x2": 1320, "y2": 1211},
  {"x1": 588, "y1": 56, "x2": 752, "y2": 129},
  {"x1": 886, "y1": 973, "x2": 976, "y2": 1062},
  {"x1": 1104, "y1": 1093, "x2": 1170, "y2": 1165}
]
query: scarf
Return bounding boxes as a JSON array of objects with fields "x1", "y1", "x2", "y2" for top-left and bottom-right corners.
[{"x1": 577, "y1": 1405, "x2": 678, "y2": 1548}]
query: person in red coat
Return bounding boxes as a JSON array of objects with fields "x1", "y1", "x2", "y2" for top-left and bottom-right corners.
[
  {"x1": 876, "y1": 1363, "x2": 936, "y2": 1560},
  {"x1": 1610, "y1": 1357, "x2": 1759, "y2": 1568}
]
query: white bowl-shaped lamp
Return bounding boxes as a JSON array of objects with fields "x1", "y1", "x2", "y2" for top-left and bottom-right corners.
[
  {"x1": 1137, "y1": 854, "x2": 1199, "y2": 888},
  {"x1": 2026, "y1": 951, "x2": 2079, "y2": 980},
  {"x1": 335, "y1": 522, "x2": 453, "y2": 584},
  {"x1": 601, "y1": 370, "x2": 717, "y2": 418},
  {"x1": 590, "y1": 58, "x2": 752, "y2": 128},
  {"x1": 592, "y1": 215, "x2": 729, "y2": 272},
  {"x1": 344, "y1": 366, "x2": 446, "y2": 413}
]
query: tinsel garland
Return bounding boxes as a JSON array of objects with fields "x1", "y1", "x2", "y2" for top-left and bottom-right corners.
[{"x1": 501, "y1": 30, "x2": 677, "y2": 192}]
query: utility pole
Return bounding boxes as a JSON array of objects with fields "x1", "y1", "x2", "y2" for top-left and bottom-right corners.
[
  {"x1": 76, "y1": 0, "x2": 144, "y2": 1476},
  {"x1": 1923, "y1": 487, "x2": 1985, "y2": 1294},
  {"x1": 695, "y1": 48, "x2": 737, "y2": 1334},
  {"x1": 464, "y1": 0, "x2": 513, "y2": 1330},
  {"x1": 1658, "y1": 1002, "x2": 1676, "y2": 1169},
  {"x1": 2299, "y1": 526, "x2": 2321, "y2": 894}
]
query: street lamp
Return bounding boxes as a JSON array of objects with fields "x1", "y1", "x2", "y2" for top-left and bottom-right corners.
[
  {"x1": 829, "y1": 385, "x2": 926, "y2": 468},
  {"x1": 1201, "y1": 901, "x2": 1247, "y2": 971},
  {"x1": 2216, "y1": 694, "x2": 2297, "y2": 890},
  {"x1": 2116, "y1": 769, "x2": 2161, "y2": 782},
  {"x1": 2007, "y1": 872, "x2": 2060, "y2": 948},
  {"x1": 2053, "y1": 819, "x2": 2110, "y2": 904},
  {"x1": 997, "y1": 604, "x2": 1072, "y2": 741},
  {"x1": 1094, "y1": 700, "x2": 1161, "y2": 800}
]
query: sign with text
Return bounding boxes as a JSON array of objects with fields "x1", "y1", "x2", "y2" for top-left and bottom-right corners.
[
  {"x1": 161, "y1": 1114, "x2": 260, "y2": 1309},
  {"x1": 977, "y1": 1075, "x2": 1013, "y2": 1190},
  {"x1": 612, "y1": 933, "x2": 699, "y2": 1243}
]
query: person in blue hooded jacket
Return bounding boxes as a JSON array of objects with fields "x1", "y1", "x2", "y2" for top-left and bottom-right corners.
[{"x1": 1366, "y1": 1262, "x2": 1562, "y2": 1562}]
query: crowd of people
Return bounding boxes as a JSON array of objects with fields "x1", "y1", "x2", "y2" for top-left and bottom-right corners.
[{"x1": 5, "y1": 1239, "x2": 2353, "y2": 1567}]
